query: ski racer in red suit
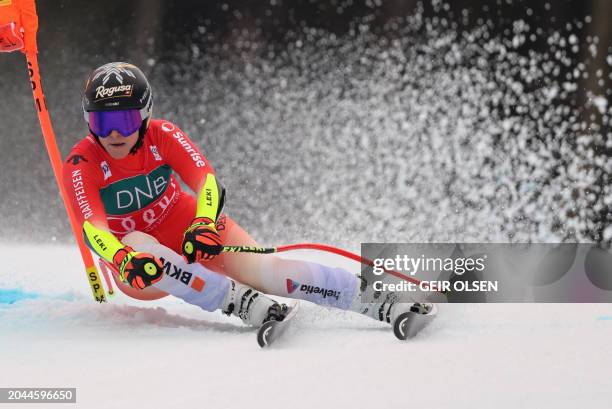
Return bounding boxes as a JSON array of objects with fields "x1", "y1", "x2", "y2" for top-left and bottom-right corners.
[{"x1": 63, "y1": 62, "x2": 432, "y2": 327}]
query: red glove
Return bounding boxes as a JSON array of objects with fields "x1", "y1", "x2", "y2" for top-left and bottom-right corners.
[
  {"x1": 182, "y1": 217, "x2": 223, "y2": 263},
  {"x1": 0, "y1": 0, "x2": 38, "y2": 54},
  {"x1": 0, "y1": 22, "x2": 24, "y2": 53},
  {"x1": 113, "y1": 246, "x2": 164, "y2": 290}
]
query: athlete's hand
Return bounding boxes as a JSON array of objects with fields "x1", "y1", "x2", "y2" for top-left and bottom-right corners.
[
  {"x1": 182, "y1": 217, "x2": 223, "y2": 263},
  {"x1": 0, "y1": 0, "x2": 38, "y2": 54},
  {"x1": 113, "y1": 246, "x2": 164, "y2": 289},
  {"x1": 0, "y1": 22, "x2": 25, "y2": 53}
]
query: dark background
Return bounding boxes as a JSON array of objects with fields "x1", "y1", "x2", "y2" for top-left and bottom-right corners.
[{"x1": 1, "y1": 0, "x2": 611, "y2": 246}]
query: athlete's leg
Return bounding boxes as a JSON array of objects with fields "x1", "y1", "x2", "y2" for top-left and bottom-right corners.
[
  {"x1": 202, "y1": 214, "x2": 265, "y2": 286},
  {"x1": 121, "y1": 231, "x2": 286, "y2": 326},
  {"x1": 146, "y1": 193, "x2": 359, "y2": 309},
  {"x1": 116, "y1": 198, "x2": 427, "y2": 325},
  {"x1": 208, "y1": 216, "x2": 360, "y2": 310},
  {"x1": 145, "y1": 193, "x2": 267, "y2": 286},
  {"x1": 149, "y1": 192, "x2": 197, "y2": 253}
]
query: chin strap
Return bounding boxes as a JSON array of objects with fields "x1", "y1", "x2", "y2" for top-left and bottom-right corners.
[{"x1": 128, "y1": 118, "x2": 149, "y2": 154}]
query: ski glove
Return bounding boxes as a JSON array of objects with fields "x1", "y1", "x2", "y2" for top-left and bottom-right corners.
[
  {"x1": 0, "y1": 23, "x2": 24, "y2": 53},
  {"x1": 113, "y1": 246, "x2": 164, "y2": 289},
  {"x1": 0, "y1": 0, "x2": 39, "y2": 54},
  {"x1": 182, "y1": 217, "x2": 223, "y2": 263}
]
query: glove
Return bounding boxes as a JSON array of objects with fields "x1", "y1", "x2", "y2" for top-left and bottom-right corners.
[
  {"x1": 182, "y1": 217, "x2": 223, "y2": 263},
  {"x1": 0, "y1": 0, "x2": 38, "y2": 54},
  {"x1": 0, "y1": 22, "x2": 24, "y2": 53},
  {"x1": 113, "y1": 246, "x2": 164, "y2": 289}
]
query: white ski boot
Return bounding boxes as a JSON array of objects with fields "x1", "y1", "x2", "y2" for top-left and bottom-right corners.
[
  {"x1": 221, "y1": 280, "x2": 287, "y2": 326},
  {"x1": 350, "y1": 277, "x2": 436, "y2": 339}
]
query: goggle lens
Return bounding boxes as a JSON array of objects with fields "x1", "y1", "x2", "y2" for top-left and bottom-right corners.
[{"x1": 89, "y1": 109, "x2": 142, "y2": 138}]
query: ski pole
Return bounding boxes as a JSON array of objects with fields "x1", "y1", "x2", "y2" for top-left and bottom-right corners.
[{"x1": 222, "y1": 244, "x2": 427, "y2": 288}]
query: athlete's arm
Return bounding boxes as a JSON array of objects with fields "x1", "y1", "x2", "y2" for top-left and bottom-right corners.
[
  {"x1": 62, "y1": 153, "x2": 163, "y2": 288},
  {"x1": 154, "y1": 121, "x2": 225, "y2": 221},
  {"x1": 62, "y1": 152, "x2": 108, "y2": 229},
  {"x1": 154, "y1": 121, "x2": 225, "y2": 262}
]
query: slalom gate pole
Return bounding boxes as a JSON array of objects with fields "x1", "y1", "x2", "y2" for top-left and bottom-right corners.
[
  {"x1": 222, "y1": 244, "x2": 426, "y2": 288},
  {"x1": 26, "y1": 52, "x2": 107, "y2": 303}
]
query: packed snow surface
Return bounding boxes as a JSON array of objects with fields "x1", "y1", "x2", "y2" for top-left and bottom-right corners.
[{"x1": 1, "y1": 244, "x2": 611, "y2": 409}]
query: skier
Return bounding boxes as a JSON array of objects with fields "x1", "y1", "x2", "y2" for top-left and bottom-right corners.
[{"x1": 62, "y1": 62, "x2": 432, "y2": 331}]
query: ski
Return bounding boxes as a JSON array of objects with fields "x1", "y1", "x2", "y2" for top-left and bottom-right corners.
[
  {"x1": 393, "y1": 303, "x2": 438, "y2": 340},
  {"x1": 257, "y1": 301, "x2": 300, "y2": 348}
]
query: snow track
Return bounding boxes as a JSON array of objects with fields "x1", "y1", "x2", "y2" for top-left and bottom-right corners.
[{"x1": 1, "y1": 245, "x2": 611, "y2": 408}]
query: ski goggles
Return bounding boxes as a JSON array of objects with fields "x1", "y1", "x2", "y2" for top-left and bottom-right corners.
[{"x1": 88, "y1": 109, "x2": 143, "y2": 138}]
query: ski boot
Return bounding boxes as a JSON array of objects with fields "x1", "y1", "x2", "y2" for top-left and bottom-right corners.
[
  {"x1": 350, "y1": 276, "x2": 436, "y2": 339},
  {"x1": 221, "y1": 280, "x2": 288, "y2": 326}
]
